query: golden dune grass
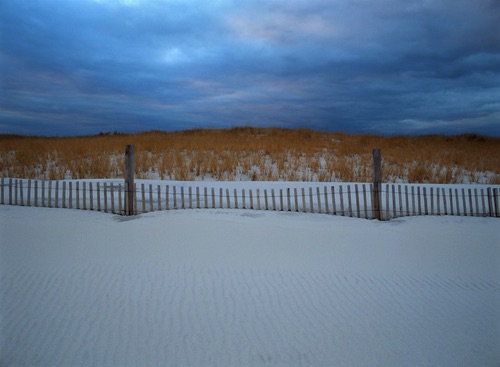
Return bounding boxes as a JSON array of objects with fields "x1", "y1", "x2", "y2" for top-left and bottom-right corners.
[{"x1": 1, "y1": 128, "x2": 499, "y2": 184}]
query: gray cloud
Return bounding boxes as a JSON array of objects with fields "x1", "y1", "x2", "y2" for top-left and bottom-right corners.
[{"x1": 1, "y1": 0, "x2": 499, "y2": 136}]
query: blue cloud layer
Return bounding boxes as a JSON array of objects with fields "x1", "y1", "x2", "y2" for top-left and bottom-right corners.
[{"x1": 1, "y1": 0, "x2": 499, "y2": 136}]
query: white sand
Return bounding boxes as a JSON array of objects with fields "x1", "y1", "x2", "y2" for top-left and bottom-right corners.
[{"x1": 1, "y1": 204, "x2": 499, "y2": 366}]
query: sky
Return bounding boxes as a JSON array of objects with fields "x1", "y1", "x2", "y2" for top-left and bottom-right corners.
[{"x1": 1, "y1": 0, "x2": 500, "y2": 137}]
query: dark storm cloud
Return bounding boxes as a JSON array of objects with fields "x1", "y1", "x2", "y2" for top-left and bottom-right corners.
[{"x1": 1, "y1": 0, "x2": 499, "y2": 136}]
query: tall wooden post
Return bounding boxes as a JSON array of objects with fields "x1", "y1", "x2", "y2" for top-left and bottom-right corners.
[
  {"x1": 125, "y1": 144, "x2": 135, "y2": 215},
  {"x1": 372, "y1": 149, "x2": 382, "y2": 220}
]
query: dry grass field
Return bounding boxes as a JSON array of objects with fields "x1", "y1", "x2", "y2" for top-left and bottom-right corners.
[{"x1": 1, "y1": 128, "x2": 499, "y2": 184}]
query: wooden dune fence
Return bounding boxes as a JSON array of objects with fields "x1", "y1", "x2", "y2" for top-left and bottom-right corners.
[{"x1": 1, "y1": 178, "x2": 499, "y2": 219}]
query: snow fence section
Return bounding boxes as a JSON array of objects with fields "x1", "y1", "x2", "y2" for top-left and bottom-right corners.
[{"x1": 1, "y1": 178, "x2": 499, "y2": 219}]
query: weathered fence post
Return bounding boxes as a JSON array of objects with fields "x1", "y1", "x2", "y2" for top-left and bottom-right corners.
[
  {"x1": 125, "y1": 144, "x2": 135, "y2": 216},
  {"x1": 372, "y1": 149, "x2": 382, "y2": 220}
]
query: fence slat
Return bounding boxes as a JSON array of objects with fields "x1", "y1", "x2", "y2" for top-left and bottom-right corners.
[
  {"x1": 348, "y1": 185, "x2": 353, "y2": 217},
  {"x1": 103, "y1": 183, "x2": 107, "y2": 212},
  {"x1": 423, "y1": 187, "x2": 428, "y2": 215},
  {"x1": 196, "y1": 187, "x2": 200, "y2": 209},
  {"x1": 405, "y1": 185, "x2": 409, "y2": 216},
  {"x1": 76, "y1": 182, "x2": 80, "y2": 209},
  {"x1": 54, "y1": 181, "x2": 59, "y2": 208},
  {"x1": 398, "y1": 185, "x2": 403, "y2": 217},
  {"x1": 309, "y1": 188, "x2": 313, "y2": 213},
  {"x1": 331, "y1": 186, "x2": 336, "y2": 215},
  {"x1": 20, "y1": 179, "x2": 24, "y2": 206},
  {"x1": 461, "y1": 188, "x2": 467, "y2": 216},
  {"x1": 391, "y1": 185, "x2": 396, "y2": 218},
  {"x1": 324, "y1": 186, "x2": 330, "y2": 215},
  {"x1": 301, "y1": 188, "x2": 306, "y2": 213},
  {"x1": 173, "y1": 186, "x2": 177, "y2": 209},
  {"x1": 42, "y1": 180, "x2": 46, "y2": 207},
  {"x1": 449, "y1": 188, "x2": 454, "y2": 215},
  {"x1": 417, "y1": 186, "x2": 421, "y2": 215},
  {"x1": 430, "y1": 187, "x2": 434, "y2": 215},
  {"x1": 355, "y1": 184, "x2": 361, "y2": 218},
  {"x1": 188, "y1": 187, "x2": 192, "y2": 209},
  {"x1": 158, "y1": 185, "x2": 162, "y2": 211},
  {"x1": 204, "y1": 187, "x2": 208, "y2": 209},
  {"x1": 18, "y1": 179, "x2": 24, "y2": 206},
  {"x1": 0, "y1": 177, "x2": 4, "y2": 205},
  {"x1": 82, "y1": 182, "x2": 86, "y2": 210},
  {"x1": 150, "y1": 184, "x2": 154, "y2": 211},
  {"x1": 180, "y1": 187, "x2": 185, "y2": 209},
  {"x1": 474, "y1": 188, "x2": 479, "y2": 217},
  {"x1": 384, "y1": 184, "x2": 389, "y2": 219},
  {"x1": 27, "y1": 179, "x2": 32, "y2": 206},
  {"x1": 118, "y1": 184, "x2": 123, "y2": 214},
  {"x1": 288, "y1": 188, "x2": 292, "y2": 212},
  {"x1": 487, "y1": 188, "x2": 493, "y2": 217},
  {"x1": 364, "y1": 184, "x2": 369, "y2": 219},
  {"x1": 134, "y1": 184, "x2": 138, "y2": 214},
  {"x1": 166, "y1": 185, "x2": 170, "y2": 209},
  {"x1": 294, "y1": 188, "x2": 299, "y2": 212},
  {"x1": 468, "y1": 188, "x2": 473, "y2": 216},
  {"x1": 8, "y1": 179, "x2": 13, "y2": 205},
  {"x1": 280, "y1": 189, "x2": 284, "y2": 211},
  {"x1": 110, "y1": 183, "x2": 115, "y2": 213},
  {"x1": 436, "y1": 187, "x2": 440, "y2": 215},
  {"x1": 69, "y1": 182, "x2": 73, "y2": 209},
  {"x1": 264, "y1": 189, "x2": 269, "y2": 211},
  {"x1": 271, "y1": 189, "x2": 276, "y2": 211},
  {"x1": 35, "y1": 180, "x2": 39, "y2": 207},
  {"x1": 14, "y1": 179, "x2": 18, "y2": 205},
  {"x1": 494, "y1": 188, "x2": 499, "y2": 217},
  {"x1": 48, "y1": 181, "x2": 53, "y2": 208},
  {"x1": 249, "y1": 189, "x2": 254, "y2": 209},
  {"x1": 339, "y1": 185, "x2": 345, "y2": 216},
  {"x1": 89, "y1": 182, "x2": 93, "y2": 210},
  {"x1": 141, "y1": 184, "x2": 146, "y2": 213},
  {"x1": 317, "y1": 187, "x2": 322, "y2": 214},
  {"x1": 96, "y1": 182, "x2": 100, "y2": 211},
  {"x1": 480, "y1": 189, "x2": 486, "y2": 216},
  {"x1": 442, "y1": 188, "x2": 447, "y2": 215}
]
